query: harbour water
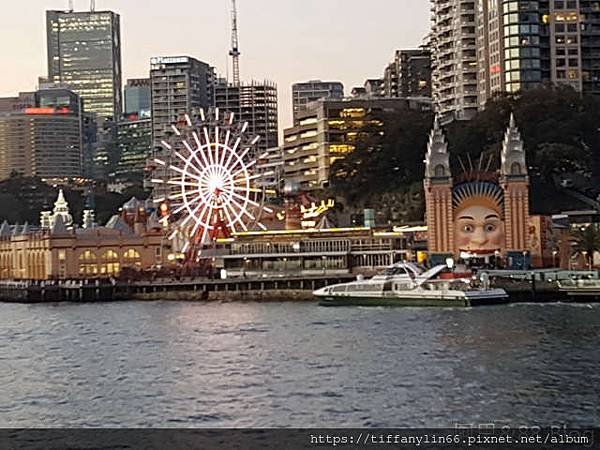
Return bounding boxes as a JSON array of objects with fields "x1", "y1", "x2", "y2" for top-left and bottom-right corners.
[{"x1": 1, "y1": 301, "x2": 599, "y2": 427}]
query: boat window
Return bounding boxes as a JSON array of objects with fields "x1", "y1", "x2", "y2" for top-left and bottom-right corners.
[
  {"x1": 349, "y1": 283, "x2": 383, "y2": 292},
  {"x1": 332, "y1": 286, "x2": 347, "y2": 293},
  {"x1": 383, "y1": 266, "x2": 412, "y2": 277}
]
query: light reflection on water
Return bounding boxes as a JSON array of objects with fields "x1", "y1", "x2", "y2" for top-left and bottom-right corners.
[{"x1": 1, "y1": 301, "x2": 599, "y2": 427}]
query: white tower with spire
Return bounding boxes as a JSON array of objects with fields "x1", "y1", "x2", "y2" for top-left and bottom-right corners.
[
  {"x1": 425, "y1": 118, "x2": 451, "y2": 179},
  {"x1": 52, "y1": 189, "x2": 73, "y2": 228},
  {"x1": 500, "y1": 113, "x2": 529, "y2": 253},
  {"x1": 424, "y1": 118, "x2": 454, "y2": 257},
  {"x1": 501, "y1": 113, "x2": 527, "y2": 177}
]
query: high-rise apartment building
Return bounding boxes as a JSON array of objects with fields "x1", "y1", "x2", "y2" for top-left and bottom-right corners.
[
  {"x1": 364, "y1": 79, "x2": 384, "y2": 97},
  {"x1": 0, "y1": 89, "x2": 83, "y2": 181},
  {"x1": 46, "y1": 9, "x2": 122, "y2": 120},
  {"x1": 291, "y1": 80, "x2": 344, "y2": 124},
  {"x1": 124, "y1": 79, "x2": 151, "y2": 118},
  {"x1": 430, "y1": 0, "x2": 478, "y2": 122},
  {"x1": 383, "y1": 50, "x2": 432, "y2": 98},
  {"x1": 579, "y1": 1, "x2": 600, "y2": 95},
  {"x1": 215, "y1": 80, "x2": 279, "y2": 152},
  {"x1": 383, "y1": 61, "x2": 398, "y2": 97},
  {"x1": 150, "y1": 56, "x2": 215, "y2": 149},
  {"x1": 477, "y1": 0, "x2": 545, "y2": 107},
  {"x1": 476, "y1": 1, "x2": 600, "y2": 108}
]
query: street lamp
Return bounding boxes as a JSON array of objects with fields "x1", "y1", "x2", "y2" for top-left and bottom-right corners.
[
  {"x1": 243, "y1": 257, "x2": 249, "y2": 277},
  {"x1": 582, "y1": 251, "x2": 589, "y2": 270},
  {"x1": 552, "y1": 250, "x2": 558, "y2": 268}
]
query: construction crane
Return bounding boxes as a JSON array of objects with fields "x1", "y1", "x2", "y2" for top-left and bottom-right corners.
[{"x1": 229, "y1": 0, "x2": 241, "y2": 87}]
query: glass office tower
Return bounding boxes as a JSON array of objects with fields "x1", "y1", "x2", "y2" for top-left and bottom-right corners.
[{"x1": 46, "y1": 10, "x2": 122, "y2": 120}]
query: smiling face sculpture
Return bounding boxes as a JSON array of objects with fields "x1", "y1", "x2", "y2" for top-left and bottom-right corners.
[{"x1": 453, "y1": 182, "x2": 505, "y2": 255}]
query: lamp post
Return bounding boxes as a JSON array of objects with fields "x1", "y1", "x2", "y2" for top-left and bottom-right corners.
[
  {"x1": 243, "y1": 257, "x2": 249, "y2": 278},
  {"x1": 582, "y1": 251, "x2": 589, "y2": 270},
  {"x1": 552, "y1": 250, "x2": 558, "y2": 268}
]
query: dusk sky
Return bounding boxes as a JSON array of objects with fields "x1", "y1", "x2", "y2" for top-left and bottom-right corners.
[{"x1": 2, "y1": 0, "x2": 430, "y2": 129}]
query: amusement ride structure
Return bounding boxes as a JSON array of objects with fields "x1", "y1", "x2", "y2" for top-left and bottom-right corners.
[{"x1": 151, "y1": 109, "x2": 274, "y2": 262}]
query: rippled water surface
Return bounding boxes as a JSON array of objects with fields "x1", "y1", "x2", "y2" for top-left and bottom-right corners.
[{"x1": 1, "y1": 301, "x2": 599, "y2": 427}]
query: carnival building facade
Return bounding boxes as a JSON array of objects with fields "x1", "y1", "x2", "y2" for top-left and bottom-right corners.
[{"x1": 424, "y1": 114, "x2": 531, "y2": 268}]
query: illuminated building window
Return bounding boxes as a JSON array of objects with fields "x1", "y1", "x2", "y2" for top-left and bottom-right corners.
[
  {"x1": 123, "y1": 249, "x2": 142, "y2": 267},
  {"x1": 329, "y1": 144, "x2": 355, "y2": 154},
  {"x1": 79, "y1": 250, "x2": 97, "y2": 261},
  {"x1": 340, "y1": 108, "x2": 365, "y2": 119},
  {"x1": 78, "y1": 250, "x2": 97, "y2": 275},
  {"x1": 100, "y1": 250, "x2": 120, "y2": 275}
]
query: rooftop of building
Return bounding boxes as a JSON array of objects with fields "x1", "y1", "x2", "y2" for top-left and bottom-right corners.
[{"x1": 47, "y1": 9, "x2": 119, "y2": 16}]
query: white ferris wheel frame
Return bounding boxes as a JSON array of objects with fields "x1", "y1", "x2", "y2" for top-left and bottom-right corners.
[{"x1": 152, "y1": 111, "x2": 273, "y2": 248}]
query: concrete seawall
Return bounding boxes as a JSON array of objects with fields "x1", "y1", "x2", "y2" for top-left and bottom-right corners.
[{"x1": 130, "y1": 289, "x2": 315, "y2": 302}]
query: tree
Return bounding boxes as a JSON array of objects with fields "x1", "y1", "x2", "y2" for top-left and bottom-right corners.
[
  {"x1": 328, "y1": 108, "x2": 433, "y2": 210},
  {"x1": 571, "y1": 225, "x2": 600, "y2": 269},
  {"x1": 0, "y1": 194, "x2": 23, "y2": 223}
]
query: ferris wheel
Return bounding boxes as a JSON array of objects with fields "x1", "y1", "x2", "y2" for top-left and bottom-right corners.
[{"x1": 151, "y1": 109, "x2": 274, "y2": 252}]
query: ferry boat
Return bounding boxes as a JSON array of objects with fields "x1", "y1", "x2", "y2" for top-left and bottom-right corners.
[
  {"x1": 557, "y1": 278, "x2": 600, "y2": 301},
  {"x1": 314, "y1": 262, "x2": 509, "y2": 307}
]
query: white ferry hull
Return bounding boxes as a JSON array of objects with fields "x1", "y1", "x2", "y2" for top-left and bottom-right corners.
[{"x1": 316, "y1": 289, "x2": 509, "y2": 307}]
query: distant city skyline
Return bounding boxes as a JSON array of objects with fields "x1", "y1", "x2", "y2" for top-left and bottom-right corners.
[{"x1": 0, "y1": 0, "x2": 429, "y2": 130}]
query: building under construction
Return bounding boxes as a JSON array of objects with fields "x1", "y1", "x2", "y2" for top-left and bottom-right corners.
[
  {"x1": 214, "y1": 0, "x2": 279, "y2": 153},
  {"x1": 214, "y1": 80, "x2": 279, "y2": 152}
]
